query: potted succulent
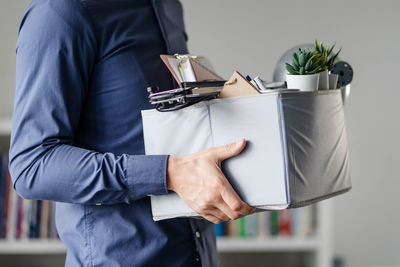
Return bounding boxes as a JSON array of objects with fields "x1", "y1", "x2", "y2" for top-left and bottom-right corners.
[
  {"x1": 314, "y1": 40, "x2": 342, "y2": 89},
  {"x1": 285, "y1": 48, "x2": 322, "y2": 92}
]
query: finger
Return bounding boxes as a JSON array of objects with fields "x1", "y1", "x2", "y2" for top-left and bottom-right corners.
[
  {"x1": 202, "y1": 214, "x2": 223, "y2": 224},
  {"x1": 207, "y1": 207, "x2": 231, "y2": 222},
  {"x1": 211, "y1": 139, "x2": 246, "y2": 161},
  {"x1": 220, "y1": 182, "x2": 254, "y2": 216},
  {"x1": 216, "y1": 201, "x2": 242, "y2": 220}
]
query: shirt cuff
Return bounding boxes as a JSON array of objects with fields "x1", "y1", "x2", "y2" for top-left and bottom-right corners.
[{"x1": 124, "y1": 154, "x2": 169, "y2": 200}]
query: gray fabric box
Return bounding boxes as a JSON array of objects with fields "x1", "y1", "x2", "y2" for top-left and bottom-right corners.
[{"x1": 141, "y1": 90, "x2": 351, "y2": 221}]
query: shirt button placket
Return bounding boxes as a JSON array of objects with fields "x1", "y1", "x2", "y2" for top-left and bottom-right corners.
[{"x1": 194, "y1": 230, "x2": 201, "y2": 265}]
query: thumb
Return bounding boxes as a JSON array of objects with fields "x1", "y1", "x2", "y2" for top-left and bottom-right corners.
[{"x1": 213, "y1": 139, "x2": 246, "y2": 161}]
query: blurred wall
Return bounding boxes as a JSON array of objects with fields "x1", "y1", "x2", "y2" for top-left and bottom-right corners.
[
  {"x1": 182, "y1": 0, "x2": 400, "y2": 266},
  {"x1": 0, "y1": 0, "x2": 399, "y2": 266},
  {"x1": 0, "y1": 0, "x2": 29, "y2": 117}
]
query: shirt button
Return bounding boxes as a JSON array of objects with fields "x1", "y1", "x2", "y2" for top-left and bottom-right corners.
[
  {"x1": 195, "y1": 257, "x2": 200, "y2": 262},
  {"x1": 195, "y1": 231, "x2": 201, "y2": 238}
]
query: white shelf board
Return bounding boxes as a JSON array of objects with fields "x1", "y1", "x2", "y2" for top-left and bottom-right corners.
[
  {"x1": 216, "y1": 237, "x2": 320, "y2": 252},
  {"x1": 0, "y1": 240, "x2": 66, "y2": 254},
  {"x1": 0, "y1": 117, "x2": 12, "y2": 135},
  {"x1": 0, "y1": 237, "x2": 319, "y2": 255}
]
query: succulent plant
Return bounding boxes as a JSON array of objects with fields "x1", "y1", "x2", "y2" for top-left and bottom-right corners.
[
  {"x1": 314, "y1": 40, "x2": 342, "y2": 70},
  {"x1": 312, "y1": 52, "x2": 328, "y2": 71},
  {"x1": 285, "y1": 48, "x2": 322, "y2": 75}
]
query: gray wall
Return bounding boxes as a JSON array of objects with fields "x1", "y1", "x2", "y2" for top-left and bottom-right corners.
[
  {"x1": 182, "y1": 0, "x2": 400, "y2": 266},
  {"x1": 0, "y1": 0, "x2": 29, "y2": 117},
  {"x1": 0, "y1": 0, "x2": 399, "y2": 266}
]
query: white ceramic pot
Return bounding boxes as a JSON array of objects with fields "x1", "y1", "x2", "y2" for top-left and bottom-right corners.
[
  {"x1": 329, "y1": 73, "x2": 339, "y2": 89},
  {"x1": 318, "y1": 70, "x2": 329, "y2": 90},
  {"x1": 286, "y1": 73, "x2": 319, "y2": 92},
  {"x1": 341, "y1": 84, "x2": 351, "y2": 105}
]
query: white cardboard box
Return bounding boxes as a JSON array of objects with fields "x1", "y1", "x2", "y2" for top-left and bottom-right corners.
[{"x1": 142, "y1": 90, "x2": 351, "y2": 221}]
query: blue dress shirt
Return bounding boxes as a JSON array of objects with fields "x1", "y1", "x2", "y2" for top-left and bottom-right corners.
[{"x1": 9, "y1": 0, "x2": 218, "y2": 266}]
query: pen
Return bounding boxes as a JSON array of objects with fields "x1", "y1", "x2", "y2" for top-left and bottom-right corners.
[
  {"x1": 246, "y1": 75, "x2": 265, "y2": 90},
  {"x1": 246, "y1": 75, "x2": 261, "y2": 90}
]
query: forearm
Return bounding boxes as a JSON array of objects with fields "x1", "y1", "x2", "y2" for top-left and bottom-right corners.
[{"x1": 10, "y1": 143, "x2": 168, "y2": 204}]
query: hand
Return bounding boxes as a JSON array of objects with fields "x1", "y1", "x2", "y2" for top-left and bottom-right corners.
[{"x1": 167, "y1": 139, "x2": 256, "y2": 224}]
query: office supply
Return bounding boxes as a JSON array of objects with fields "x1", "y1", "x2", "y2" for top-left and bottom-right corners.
[
  {"x1": 264, "y1": 81, "x2": 286, "y2": 89},
  {"x1": 253, "y1": 76, "x2": 267, "y2": 90},
  {"x1": 166, "y1": 57, "x2": 184, "y2": 83},
  {"x1": 147, "y1": 81, "x2": 225, "y2": 112},
  {"x1": 148, "y1": 54, "x2": 228, "y2": 111},
  {"x1": 220, "y1": 72, "x2": 297, "y2": 96},
  {"x1": 177, "y1": 56, "x2": 196, "y2": 82},
  {"x1": 247, "y1": 75, "x2": 288, "y2": 91},
  {"x1": 245, "y1": 75, "x2": 264, "y2": 91},
  {"x1": 219, "y1": 71, "x2": 260, "y2": 98},
  {"x1": 160, "y1": 54, "x2": 223, "y2": 84}
]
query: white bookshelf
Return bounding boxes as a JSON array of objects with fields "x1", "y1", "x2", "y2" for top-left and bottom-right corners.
[
  {"x1": 216, "y1": 201, "x2": 333, "y2": 267},
  {"x1": 0, "y1": 117, "x2": 67, "y2": 267},
  {"x1": 0, "y1": 117, "x2": 333, "y2": 267}
]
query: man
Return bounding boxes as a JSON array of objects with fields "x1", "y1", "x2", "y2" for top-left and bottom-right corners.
[{"x1": 9, "y1": 0, "x2": 254, "y2": 266}]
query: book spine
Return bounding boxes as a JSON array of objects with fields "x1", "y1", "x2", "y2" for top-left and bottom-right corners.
[
  {"x1": 23, "y1": 198, "x2": 32, "y2": 239},
  {"x1": 311, "y1": 205, "x2": 317, "y2": 236},
  {"x1": 7, "y1": 188, "x2": 18, "y2": 239},
  {"x1": 0, "y1": 155, "x2": 5, "y2": 238},
  {"x1": 40, "y1": 200, "x2": 50, "y2": 238},
  {"x1": 238, "y1": 217, "x2": 246, "y2": 237},
  {"x1": 29, "y1": 200, "x2": 37, "y2": 238},
  {"x1": 270, "y1": 211, "x2": 279, "y2": 236},
  {"x1": 264, "y1": 212, "x2": 271, "y2": 238},
  {"x1": 3, "y1": 169, "x2": 11, "y2": 238},
  {"x1": 216, "y1": 207, "x2": 317, "y2": 240},
  {"x1": 256, "y1": 213, "x2": 265, "y2": 238},
  {"x1": 215, "y1": 222, "x2": 225, "y2": 237},
  {"x1": 246, "y1": 213, "x2": 257, "y2": 237},
  {"x1": 297, "y1": 206, "x2": 312, "y2": 237},
  {"x1": 16, "y1": 196, "x2": 23, "y2": 239},
  {"x1": 230, "y1": 219, "x2": 239, "y2": 237},
  {"x1": 50, "y1": 202, "x2": 58, "y2": 238},
  {"x1": 291, "y1": 208, "x2": 300, "y2": 237},
  {"x1": 35, "y1": 200, "x2": 42, "y2": 238},
  {"x1": 278, "y1": 209, "x2": 291, "y2": 236}
]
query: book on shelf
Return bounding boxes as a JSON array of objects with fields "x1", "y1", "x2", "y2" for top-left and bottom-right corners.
[
  {"x1": 0, "y1": 154, "x2": 59, "y2": 240},
  {"x1": 215, "y1": 206, "x2": 317, "y2": 239}
]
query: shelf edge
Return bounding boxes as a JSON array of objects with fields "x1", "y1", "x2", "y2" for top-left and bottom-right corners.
[{"x1": 0, "y1": 240, "x2": 66, "y2": 254}]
